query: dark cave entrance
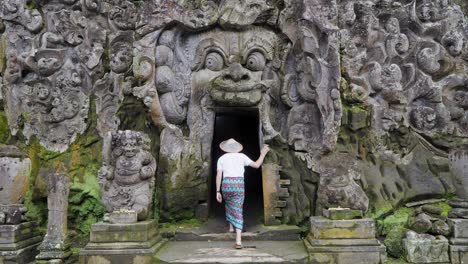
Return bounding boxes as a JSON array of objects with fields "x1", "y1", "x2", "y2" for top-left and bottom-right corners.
[{"x1": 210, "y1": 109, "x2": 264, "y2": 231}]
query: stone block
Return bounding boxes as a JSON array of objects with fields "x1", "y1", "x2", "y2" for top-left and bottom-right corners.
[
  {"x1": 90, "y1": 221, "x2": 158, "y2": 243},
  {"x1": 450, "y1": 244, "x2": 468, "y2": 264},
  {"x1": 323, "y1": 208, "x2": 363, "y2": 220},
  {"x1": 403, "y1": 231, "x2": 449, "y2": 263},
  {"x1": 0, "y1": 222, "x2": 41, "y2": 264},
  {"x1": 348, "y1": 107, "x2": 368, "y2": 131},
  {"x1": 448, "y1": 219, "x2": 468, "y2": 238},
  {"x1": 80, "y1": 220, "x2": 163, "y2": 264},
  {"x1": 308, "y1": 217, "x2": 376, "y2": 239},
  {"x1": 306, "y1": 217, "x2": 386, "y2": 264},
  {"x1": 109, "y1": 211, "x2": 138, "y2": 224}
]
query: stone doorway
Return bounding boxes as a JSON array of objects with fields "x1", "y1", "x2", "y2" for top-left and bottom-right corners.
[{"x1": 209, "y1": 109, "x2": 264, "y2": 230}]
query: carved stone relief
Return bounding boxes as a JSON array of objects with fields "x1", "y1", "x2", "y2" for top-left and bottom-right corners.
[{"x1": 99, "y1": 130, "x2": 156, "y2": 221}]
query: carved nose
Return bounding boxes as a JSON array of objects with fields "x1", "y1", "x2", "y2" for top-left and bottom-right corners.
[{"x1": 223, "y1": 63, "x2": 250, "y2": 82}]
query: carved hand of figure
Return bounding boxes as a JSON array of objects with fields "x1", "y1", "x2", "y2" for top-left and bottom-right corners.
[{"x1": 140, "y1": 165, "x2": 154, "y2": 179}]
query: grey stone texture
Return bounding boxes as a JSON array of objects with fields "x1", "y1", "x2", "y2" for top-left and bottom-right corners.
[
  {"x1": 79, "y1": 220, "x2": 164, "y2": 264},
  {"x1": 403, "y1": 230, "x2": 450, "y2": 263},
  {"x1": 0, "y1": 0, "x2": 467, "y2": 262},
  {"x1": 0, "y1": 146, "x2": 40, "y2": 264},
  {"x1": 306, "y1": 217, "x2": 386, "y2": 264},
  {"x1": 99, "y1": 130, "x2": 156, "y2": 221},
  {"x1": 36, "y1": 173, "x2": 71, "y2": 262}
]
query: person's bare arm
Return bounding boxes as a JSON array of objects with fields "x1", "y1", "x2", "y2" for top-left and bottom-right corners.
[
  {"x1": 249, "y1": 145, "x2": 270, "y2": 168},
  {"x1": 216, "y1": 169, "x2": 223, "y2": 203}
]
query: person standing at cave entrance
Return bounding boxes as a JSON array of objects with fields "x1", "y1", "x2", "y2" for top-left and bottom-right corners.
[{"x1": 215, "y1": 138, "x2": 270, "y2": 249}]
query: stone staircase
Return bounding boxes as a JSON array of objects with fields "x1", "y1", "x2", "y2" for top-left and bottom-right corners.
[{"x1": 154, "y1": 225, "x2": 309, "y2": 263}]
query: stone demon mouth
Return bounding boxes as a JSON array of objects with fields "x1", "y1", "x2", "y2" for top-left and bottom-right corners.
[{"x1": 209, "y1": 79, "x2": 268, "y2": 106}]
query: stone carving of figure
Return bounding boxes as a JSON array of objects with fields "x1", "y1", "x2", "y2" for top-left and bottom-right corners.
[
  {"x1": 316, "y1": 154, "x2": 369, "y2": 214},
  {"x1": 99, "y1": 130, "x2": 156, "y2": 221},
  {"x1": 385, "y1": 17, "x2": 409, "y2": 58}
]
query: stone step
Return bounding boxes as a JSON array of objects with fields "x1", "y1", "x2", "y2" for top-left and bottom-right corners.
[
  {"x1": 171, "y1": 225, "x2": 302, "y2": 241},
  {"x1": 155, "y1": 241, "x2": 308, "y2": 263}
]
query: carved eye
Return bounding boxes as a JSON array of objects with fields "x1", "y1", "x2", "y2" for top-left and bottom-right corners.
[
  {"x1": 205, "y1": 52, "x2": 224, "y2": 71},
  {"x1": 245, "y1": 52, "x2": 266, "y2": 72}
]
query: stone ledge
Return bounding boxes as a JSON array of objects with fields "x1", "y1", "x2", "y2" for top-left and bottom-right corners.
[
  {"x1": 0, "y1": 235, "x2": 41, "y2": 250},
  {"x1": 309, "y1": 217, "x2": 376, "y2": 239},
  {"x1": 306, "y1": 238, "x2": 381, "y2": 246},
  {"x1": 0, "y1": 241, "x2": 40, "y2": 263},
  {"x1": 84, "y1": 235, "x2": 161, "y2": 250},
  {"x1": 90, "y1": 220, "x2": 156, "y2": 232}
]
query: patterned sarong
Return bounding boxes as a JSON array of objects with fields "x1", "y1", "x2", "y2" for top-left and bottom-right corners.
[{"x1": 221, "y1": 177, "x2": 245, "y2": 230}]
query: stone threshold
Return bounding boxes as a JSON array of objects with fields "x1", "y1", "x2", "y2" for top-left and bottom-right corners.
[{"x1": 163, "y1": 225, "x2": 303, "y2": 241}]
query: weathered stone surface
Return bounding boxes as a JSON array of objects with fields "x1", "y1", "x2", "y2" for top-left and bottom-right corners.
[
  {"x1": 323, "y1": 208, "x2": 363, "y2": 220},
  {"x1": 0, "y1": 221, "x2": 41, "y2": 264},
  {"x1": 408, "y1": 213, "x2": 433, "y2": 234},
  {"x1": 306, "y1": 217, "x2": 386, "y2": 264},
  {"x1": 449, "y1": 146, "x2": 468, "y2": 200},
  {"x1": 80, "y1": 220, "x2": 163, "y2": 264},
  {"x1": 0, "y1": 146, "x2": 30, "y2": 205},
  {"x1": 308, "y1": 217, "x2": 376, "y2": 240},
  {"x1": 36, "y1": 173, "x2": 70, "y2": 262},
  {"x1": 99, "y1": 130, "x2": 156, "y2": 221},
  {"x1": 403, "y1": 231, "x2": 449, "y2": 263},
  {"x1": 448, "y1": 219, "x2": 468, "y2": 238},
  {"x1": 108, "y1": 210, "x2": 138, "y2": 224},
  {"x1": 316, "y1": 153, "x2": 369, "y2": 214}
]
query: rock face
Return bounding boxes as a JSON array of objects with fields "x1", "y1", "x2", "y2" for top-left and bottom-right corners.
[
  {"x1": 99, "y1": 130, "x2": 157, "y2": 221},
  {"x1": 0, "y1": 0, "x2": 467, "y2": 262}
]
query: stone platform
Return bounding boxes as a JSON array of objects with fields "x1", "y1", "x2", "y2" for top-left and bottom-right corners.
[
  {"x1": 305, "y1": 217, "x2": 386, "y2": 264},
  {"x1": 79, "y1": 220, "x2": 164, "y2": 264},
  {"x1": 0, "y1": 222, "x2": 41, "y2": 264},
  {"x1": 171, "y1": 224, "x2": 302, "y2": 241},
  {"x1": 155, "y1": 240, "x2": 308, "y2": 263}
]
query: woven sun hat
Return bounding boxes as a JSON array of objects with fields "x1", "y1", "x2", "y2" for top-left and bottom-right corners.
[{"x1": 219, "y1": 138, "x2": 243, "y2": 153}]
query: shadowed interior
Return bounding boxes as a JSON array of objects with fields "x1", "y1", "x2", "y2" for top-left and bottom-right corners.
[{"x1": 210, "y1": 109, "x2": 264, "y2": 231}]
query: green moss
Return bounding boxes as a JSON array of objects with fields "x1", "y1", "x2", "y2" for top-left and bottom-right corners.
[
  {"x1": 0, "y1": 111, "x2": 10, "y2": 144},
  {"x1": 160, "y1": 218, "x2": 202, "y2": 229},
  {"x1": 26, "y1": 0, "x2": 37, "y2": 10},
  {"x1": 377, "y1": 207, "x2": 414, "y2": 258}
]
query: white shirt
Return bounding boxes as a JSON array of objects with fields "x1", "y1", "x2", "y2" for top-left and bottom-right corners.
[{"x1": 217, "y1": 153, "x2": 254, "y2": 178}]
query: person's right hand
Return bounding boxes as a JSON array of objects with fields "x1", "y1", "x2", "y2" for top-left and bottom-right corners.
[
  {"x1": 216, "y1": 192, "x2": 223, "y2": 203},
  {"x1": 260, "y1": 145, "x2": 270, "y2": 156}
]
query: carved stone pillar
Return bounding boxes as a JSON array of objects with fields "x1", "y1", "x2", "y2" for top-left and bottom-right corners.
[
  {"x1": 36, "y1": 173, "x2": 70, "y2": 263},
  {"x1": 448, "y1": 145, "x2": 468, "y2": 264},
  {"x1": 0, "y1": 146, "x2": 41, "y2": 264}
]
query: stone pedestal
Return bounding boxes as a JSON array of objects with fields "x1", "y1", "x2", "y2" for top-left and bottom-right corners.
[
  {"x1": 79, "y1": 220, "x2": 164, "y2": 264},
  {"x1": 0, "y1": 222, "x2": 42, "y2": 263},
  {"x1": 449, "y1": 219, "x2": 468, "y2": 264},
  {"x1": 305, "y1": 217, "x2": 386, "y2": 264}
]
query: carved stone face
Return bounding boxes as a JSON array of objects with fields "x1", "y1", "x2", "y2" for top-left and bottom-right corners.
[
  {"x1": 190, "y1": 28, "x2": 282, "y2": 107},
  {"x1": 385, "y1": 18, "x2": 400, "y2": 35},
  {"x1": 454, "y1": 91, "x2": 468, "y2": 109},
  {"x1": 37, "y1": 57, "x2": 61, "y2": 76},
  {"x1": 110, "y1": 42, "x2": 133, "y2": 74},
  {"x1": 122, "y1": 137, "x2": 139, "y2": 158},
  {"x1": 411, "y1": 106, "x2": 437, "y2": 130}
]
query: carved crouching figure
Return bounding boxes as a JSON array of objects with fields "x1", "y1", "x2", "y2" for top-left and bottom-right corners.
[{"x1": 99, "y1": 131, "x2": 156, "y2": 221}]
